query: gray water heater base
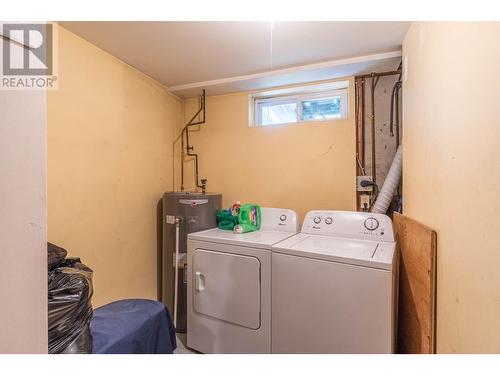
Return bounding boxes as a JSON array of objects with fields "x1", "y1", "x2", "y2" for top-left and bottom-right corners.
[{"x1": 161, "y1": 191, "x2": 222, "y2": 333}]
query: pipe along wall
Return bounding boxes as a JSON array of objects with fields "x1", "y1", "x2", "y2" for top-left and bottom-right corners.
[{"x1": 356, "y1": 72, "x2": 402, "y2": 213}]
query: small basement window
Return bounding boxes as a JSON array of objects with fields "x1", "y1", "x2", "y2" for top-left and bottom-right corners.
[{"x1": 250, "y1": 82, "x2": 348, "y2": 127}]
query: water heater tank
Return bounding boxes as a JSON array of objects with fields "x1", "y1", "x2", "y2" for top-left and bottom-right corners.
[{"x1": 161, "y1": 191, "x2": 222, "y2": 332}]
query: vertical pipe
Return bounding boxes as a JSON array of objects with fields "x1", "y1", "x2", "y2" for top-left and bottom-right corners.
[
  {"x1": 361, "y1": 78, "x2": 366, "y2": 168},
  {"x1": 355, "y1": 79, "x2": 358, "y2": 126},
  {"x1": 395, "y1": 80, "x2": 402, "y2": 200},
  {"x1": 395, "y1": 83, "x2": 400, "y2": 147},
  {"x1": 179, "y1": 90, "x2": 205, "y2": 192},
  {"x1": 389, "y1": 82, "x2": 397, "y2": 137},
  {"x1": 355, "y1": 79, "x2": 359, "y2": 174},
  {"x1": 202, "y1": 89, "x2": 206, "y2": 118},
  {"x1": 355, "y1": 77, "x2": 366, "y2": 176},
  {"x1": 173, "y1": 218, "x2": 180, "y2": 327},
  {"x1": 185, "y1": 90, "x2": 206, "y2": 191},
  {"x1": 180, "y1": 130, "x2": 184, "y2": 191},
  {"x1": 370, "y1": 74, "x2": 379, "y2": 183},
  {"x1": 390, "y1": 79, "x2": 402, "y2": 145}
]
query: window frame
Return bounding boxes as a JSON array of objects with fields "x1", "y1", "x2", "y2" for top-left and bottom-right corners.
[{"x1": 253, "y1": 88, "x2": 348, "y2": 127}]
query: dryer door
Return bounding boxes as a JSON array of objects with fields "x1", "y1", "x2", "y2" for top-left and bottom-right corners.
[{"x1": 192, "y1": 249, "x2": 261, "y2": 329}]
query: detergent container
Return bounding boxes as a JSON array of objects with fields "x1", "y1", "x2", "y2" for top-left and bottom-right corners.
[{"x1": 234, "y1": 204, "x2": 261, "y2": 233}]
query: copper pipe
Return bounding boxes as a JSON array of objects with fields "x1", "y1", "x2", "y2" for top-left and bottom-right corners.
[
  {"x1": 185, "y1": 91, "x2": 206, "y2": 192},
  {"x1": 355, "y1": 69, "x2": 401, "y2": 79},
  {"x1": 356, "y1": 70, "x2": 402, "y2": 170},
  {"x1": 355, "y1": 77, "x2": 365, "y2": 175},
  {"x1": 361, "y1": 78, "x2": 366, "y2": 168},
  {"x1": 355, "y1": 78, "x2": 359, "y2": 173},
  {"x1": 180, "y1": 126, "x2": 184, "y2": 191},
  {"x1": 180, "y1": 90, "x2": 206, "y2": 192},
  {"x1": 361, "y1": 78, "x2": 366, "y2": 170}
]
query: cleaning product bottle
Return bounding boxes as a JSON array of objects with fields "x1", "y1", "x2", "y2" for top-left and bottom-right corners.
[{"x1": 234, "y1": 204, "x2": 261, "y2": 233}]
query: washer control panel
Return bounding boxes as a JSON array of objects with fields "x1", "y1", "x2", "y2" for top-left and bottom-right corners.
[
  {"x1": 364, "y1": 217, "x2": 379, "y2": 231},
  {"x1": 301, "y1": 210, "x2": 394, "y2": 242},
  {"x1": 260, "y1": 207, "x2": 299, "y2": 233}
]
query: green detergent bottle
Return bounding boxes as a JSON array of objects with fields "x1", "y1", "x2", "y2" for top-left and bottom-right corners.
[{"x1": 234, "y1": 204, "x2": 261, "y2": 233}]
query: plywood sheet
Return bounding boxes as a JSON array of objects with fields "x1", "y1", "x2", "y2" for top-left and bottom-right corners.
[{"x1": 393, "y1": 212, "x2": 437, "y2": 354}]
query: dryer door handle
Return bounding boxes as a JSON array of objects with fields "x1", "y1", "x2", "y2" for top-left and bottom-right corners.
[{"x1": 195, "y1": 271, "x2": 205, "y2": 292}]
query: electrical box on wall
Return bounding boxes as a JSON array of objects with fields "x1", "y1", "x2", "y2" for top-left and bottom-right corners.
[
  {"x1": 359, "y1": 194, "x2": 371, "y2": 211},
  {"x1": 357, "y1": 176, "x2": 373, "y2": 192}
]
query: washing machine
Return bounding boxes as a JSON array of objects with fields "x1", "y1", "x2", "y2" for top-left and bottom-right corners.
[
  {"x1": 271, "y1": 210, "x2": 397, "y2": 354},
  {"x1": 186, "y1": 207, "x2": 299, "y2": 353}
]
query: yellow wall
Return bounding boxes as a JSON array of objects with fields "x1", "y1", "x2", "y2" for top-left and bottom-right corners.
[
  {"x1": 403, "y1": 22, "x2": 500, "y2": 353},
  {"x1": 48, "y1": 26, "x2": 183, "y2": 307},
  {"x1": 178, "y1": 80, "x2": 356, "y2": 220}
]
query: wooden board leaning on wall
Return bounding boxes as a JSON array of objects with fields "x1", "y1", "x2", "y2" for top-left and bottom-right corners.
[{"x1": 393, "y1": 212, "x2": 437, "y2": 354}]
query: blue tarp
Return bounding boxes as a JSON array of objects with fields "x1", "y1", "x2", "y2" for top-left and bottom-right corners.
[{"x1": 91, "y1": 299, "x2": 177, "y2": 354}]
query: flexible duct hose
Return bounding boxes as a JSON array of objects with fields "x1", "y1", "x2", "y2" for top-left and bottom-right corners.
[{"x1": 372, "y1": 145, "x2": 402, "y2": 214}]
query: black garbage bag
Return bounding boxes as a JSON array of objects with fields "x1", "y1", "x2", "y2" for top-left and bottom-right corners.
[
  {"x1": 48, "y1": 257, "x2": 94, "y2": 354},
  {"x1": 48, "y1": 242, "x2": 67, "y2": 271}
]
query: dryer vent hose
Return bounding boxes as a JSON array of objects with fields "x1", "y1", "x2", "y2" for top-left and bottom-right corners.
[{"x1": 371, "y1": 145, "x2": 402, "y2": 214}]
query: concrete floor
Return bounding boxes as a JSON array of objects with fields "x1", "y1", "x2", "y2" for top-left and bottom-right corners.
[{"x1": 174, "y1": 334, "x2": 197, "y2": 354}]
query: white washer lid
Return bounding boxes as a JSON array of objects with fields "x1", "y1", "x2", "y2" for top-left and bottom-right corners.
[
  {"x1": 272, "y1": 233, "x2": 395, "y2": 270},
  {"x1": 189, "y1": 228, "x2": 297, "y2": 250}
]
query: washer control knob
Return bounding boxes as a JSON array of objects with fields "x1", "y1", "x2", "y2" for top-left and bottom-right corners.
[
  {"x1": 364, "y1": 217, "x2": 380, "y2": 231},
  {"x1": 313, "y1": 216, "x2": 321, "y2": 224},
  {"x1": 325, "y1": 217, "x2": 333, "y2": 225},
  {"x1": 280, "y1": 214, "x2": 287, "y2": 222}
]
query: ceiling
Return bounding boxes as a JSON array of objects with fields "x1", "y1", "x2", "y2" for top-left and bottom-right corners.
[{"x1": 61, "y1": 21, "x2": 410, "y2": 98}]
